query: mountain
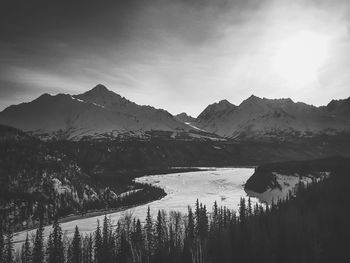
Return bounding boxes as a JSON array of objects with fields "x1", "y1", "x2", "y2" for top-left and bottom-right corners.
[
  {"x1": 196, "y1": 99, "x2": 237, "y2": 132},
  {"x1": 325, "y1": 97, "x2": 350, "y2": 116},
  {"x1": 175, "y1": 112, "x2": 196, "y2": 123},
  {"x1": 0, "y1": 84, "x2": 190, "y2": 140},
  {"x1": 195, "y1": 95, "x2": 350, "y2": 139}
]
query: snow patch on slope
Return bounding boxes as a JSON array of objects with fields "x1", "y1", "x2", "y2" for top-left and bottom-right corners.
[{"x1": 246, "y1": 171, "x2": 330, "y2": 204}]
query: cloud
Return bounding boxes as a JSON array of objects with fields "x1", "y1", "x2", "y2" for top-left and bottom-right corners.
[{"x1": 0, "y1": 0, "x2": 349, "y2": 115}]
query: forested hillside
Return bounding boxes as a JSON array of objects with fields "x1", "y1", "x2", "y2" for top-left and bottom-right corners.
[
  {"x1": 0, "y1": 125, "x2": 166, "y2": 234},
  {"x1": 2, "y1": 157, "x2": 349, "y2": 263}
]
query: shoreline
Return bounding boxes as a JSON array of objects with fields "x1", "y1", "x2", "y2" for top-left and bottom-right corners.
[
  {"x1": 13, "y1": 166, "x2": 255, "y2": 244},
  {"x1": 12, "y1": 167, "x2": 210, "y2": 241}
]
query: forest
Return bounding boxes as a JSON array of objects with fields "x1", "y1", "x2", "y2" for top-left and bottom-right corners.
[{"x1": 1, "y1": 159, "x2": 349, "y2": 263}]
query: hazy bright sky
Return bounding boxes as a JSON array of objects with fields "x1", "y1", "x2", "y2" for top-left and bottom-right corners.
[{"x1": 0, "y1": 0, "x2": 349, "y2": 116}]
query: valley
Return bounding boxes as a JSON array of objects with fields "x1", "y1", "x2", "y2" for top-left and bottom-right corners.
[{"x1": 0, "y1": 85, "x2": 349, "y2": 262}]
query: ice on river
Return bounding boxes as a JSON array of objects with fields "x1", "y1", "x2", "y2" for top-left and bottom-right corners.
[{"x1": 13, "y1": 167, "x2": 255, "y2": 249}]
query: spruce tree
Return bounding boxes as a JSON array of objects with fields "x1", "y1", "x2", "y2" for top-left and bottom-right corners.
[
  {"x1": 195, "y1": 199, "x2": 200, "y2": 237},
  {"x1": 101, "y1": 215, "x2": 111, "y2": 261},
  {"x1": 187, "y1": 206, "x2": 195, "y2": 241},
  {"x1": 46, "y1": 233, "x2": 53, "y2": 262},
  {"x1": 212, "y1": 201, "x2": 219, "y2": 230},
  {"x1": 155, "y1": 210, "x2": 164, "y2": 248},
  {"x1": 94, "y1": 220, "x2": 102, "y2": 263},
  {"x1": 239, "y1": 197, "x2": 246, "y2": 224},
  {"x1": 144, "y1": 206, "x2": 153, "y2": 262},
  {"x1": 248, "y1": 197, "x2": 252, "y2": 216},
  {"x1": 71, "y1": 226, "x2": 81, "y2": 263},
  {"x1": 135, "y1": 219, "x2": 143, "y2": 245},
  {"x1": 31, "y1": 221, "x2": 44, "y2": 263}
]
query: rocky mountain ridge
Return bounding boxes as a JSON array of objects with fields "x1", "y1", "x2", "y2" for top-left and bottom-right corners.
[
  {"x1": 0, "y1": 84, "x2": 349, "y2": 141},
  {"x1": 194, "y1": 95, "x2": 350, "y2": 139}
]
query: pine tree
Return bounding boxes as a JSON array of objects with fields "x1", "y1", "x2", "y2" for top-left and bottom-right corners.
[
  {"x1": 31, "y1": 221, "x2": 44, "y2": 263},
  {"x1": 71, "y1": 226, "x2": 81, "y2": 263},
  {"x1": 21, "y1": 233, "x2": 31, "y2": 263}
]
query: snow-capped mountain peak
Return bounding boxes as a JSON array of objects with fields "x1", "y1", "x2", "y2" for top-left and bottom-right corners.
[
  {"x1": 73, "y1": 84, "x2": 133, "y2": 109},
  {"x1": 195, "y1": 95, "x2": 350, "y2": 139},
  {"x1": 0, "y1": 85, "x2": 189, "y2": 140}
]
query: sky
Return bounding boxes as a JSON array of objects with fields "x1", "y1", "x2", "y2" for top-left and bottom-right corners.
[{"x1": 0, "y1": 0, "x2": 349, "y2": 117}]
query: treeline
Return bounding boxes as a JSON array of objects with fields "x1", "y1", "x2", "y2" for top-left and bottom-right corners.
[
  {"x1": 2, "y1": 165, "x2": 349, "y2": 263},
  {"x1": 0, "y1": 123, "x2": 167, "y2": 234},
  {"x1": 0, "y1": 183, "x2": 165, "y2": 234}
]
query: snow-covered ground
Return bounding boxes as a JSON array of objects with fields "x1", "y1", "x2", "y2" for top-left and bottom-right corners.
[
  {"x1": 245, "y1": 172, "x2": 330, "y2": 204},
  {"x1": 13, "y1": 167, "x2": 255, "y2": 249}
]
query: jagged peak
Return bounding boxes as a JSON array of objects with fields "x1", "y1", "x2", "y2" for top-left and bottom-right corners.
[
  {"x1": 240, "y1": 95, "x2": 295, "y2": 107},
  {"x1": 326, "y1": 96, "x2": 350, "y2": 112},
  {"x1": 207, "y1": 99, "x2": 235, "y2": 108},
  {"x1": 327, "y1": 96, "x2": 350, "y2": 106},
  {"x1": 217, "y1": 99, "x2": 233, "y2": 106},
  {"x1": 73, "y1": 84, "x2": 135, "y2": 108},
  {"x1": 36, "y1": 93, "x2": 73, "y2": 102},
  {"x1": 84, "y1": 84, "x2": 114, "y2": 96},
  {"x1": 247, "y1": 94, "x2": 261, "y2": 100},
  {"x1": 239, "y1": 94, "x2": 263, "y2": 107},
  {"x1": 197, "y1": 99, "x2": 236, "y2": 120}
]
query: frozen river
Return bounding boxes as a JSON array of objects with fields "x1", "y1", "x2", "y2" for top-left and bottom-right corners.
[{"x1": 13, "y1": 167, "x2": 255, "y2": 248}]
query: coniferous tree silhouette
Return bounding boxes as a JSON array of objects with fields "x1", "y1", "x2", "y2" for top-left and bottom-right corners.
[
  {"x1": 31, "y1": 220, "x2": 44, "y2": 263},
  {"x1": 21, "y1": 233, "x2": 31, "y2": 263},
  {"x1": 70, "y1": 226, "x2": 81, "y2": 263}
]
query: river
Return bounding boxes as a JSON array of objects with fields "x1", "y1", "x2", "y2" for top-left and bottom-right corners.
[{"x1": 13, "y1": 167, "x2": 256, "y2": 248}]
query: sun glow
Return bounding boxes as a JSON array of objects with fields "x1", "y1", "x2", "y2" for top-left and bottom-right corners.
[{"x1": 272, "y1": 32, "x2": 329, "y2": 86}]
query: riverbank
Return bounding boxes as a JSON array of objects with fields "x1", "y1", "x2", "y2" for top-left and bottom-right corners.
[{"x1": 13, "y1": 167, "x2": 254, "y2": 249}]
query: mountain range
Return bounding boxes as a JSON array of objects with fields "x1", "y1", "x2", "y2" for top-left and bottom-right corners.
[
  {"x1": 0, "y1": 84, "x2": 349, "y2": 140},
  {"x1": 195, "y1": 95, "x2": 350, "y2": 139}
]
